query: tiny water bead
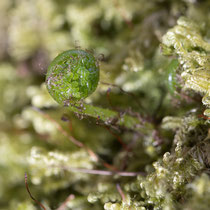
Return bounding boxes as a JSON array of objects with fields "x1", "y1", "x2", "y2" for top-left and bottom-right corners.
[{"x1": 46, "y1": 49, "x2": 100, "y2": 104}]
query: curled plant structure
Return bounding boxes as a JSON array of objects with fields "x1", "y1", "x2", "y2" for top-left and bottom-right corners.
[
  {"x1": 46, "y1": 49, "x2": 153, "y2": 132},
  {"x1": 46, "y1": 49, "x2": 100, "y2": 104}
]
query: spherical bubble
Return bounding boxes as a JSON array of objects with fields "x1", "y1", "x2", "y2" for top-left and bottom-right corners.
[{"x1": 46, "y1": 49, "x2": 100, "y2": 104}]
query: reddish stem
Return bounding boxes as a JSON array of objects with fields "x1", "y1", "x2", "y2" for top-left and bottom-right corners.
[{"x1": 25, "y1": 173, "x2": 46, "y2": 210}]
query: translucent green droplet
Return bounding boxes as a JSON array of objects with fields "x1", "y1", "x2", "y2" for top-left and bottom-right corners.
[{"x1": 46, "y1": 49, "x2": 100, "y2": 104}]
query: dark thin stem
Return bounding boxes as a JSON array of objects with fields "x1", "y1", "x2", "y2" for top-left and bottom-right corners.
[
  {"x1": 104, "y1": 125, "x2": 130, "y2": 151},
  {"x1": 24, "y1": 173, "x2": 46, "y2": 210},
  {"x1": 101, "y1": 81, "x2": 143, "y2": 109}
]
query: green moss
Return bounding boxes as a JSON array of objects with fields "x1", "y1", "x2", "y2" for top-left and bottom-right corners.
[
  {"x1": 161, "y1": 17, "x2": 210, "y2": 116},
  {"x1": 0, "y1": 0, "x2": 210, "y2": 209}
]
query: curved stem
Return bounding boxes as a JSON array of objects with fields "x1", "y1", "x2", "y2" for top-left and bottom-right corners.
[{"x1": 65, "y1": 102, "x2": 153, "y2": 133}]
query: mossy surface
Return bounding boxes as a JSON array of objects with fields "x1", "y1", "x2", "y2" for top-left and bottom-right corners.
[{"x1": 0, "y1": 0, "x2": 209, "y2": 209}]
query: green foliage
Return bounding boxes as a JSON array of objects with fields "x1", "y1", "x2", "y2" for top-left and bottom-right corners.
[
  {"x1": 0, "y1": 0, "x2": 210, "y2": 210},
  {"x1": 162, "y1": 16, "x2": 210, "y2": 116},
  {"x1": 46, "y1": 49, "x2": 100, "y2": 104},
  {"x1": 166, "y1": 59, "x2": 180, "y2": 96}
]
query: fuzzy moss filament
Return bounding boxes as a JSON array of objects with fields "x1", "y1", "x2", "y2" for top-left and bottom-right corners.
[{"x1": 46, "y1": 49, "x2": 100, "y2": 104}]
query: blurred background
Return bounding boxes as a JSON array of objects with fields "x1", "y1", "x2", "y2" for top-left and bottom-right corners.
[{"x1": 0, "y1": 0, "x2": 209, "y2": 209}]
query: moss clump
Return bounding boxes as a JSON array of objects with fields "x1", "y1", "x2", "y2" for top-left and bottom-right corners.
[
  {"x1": 0, "y1": 0, "x2": 210, "y2": 209},
  {"x1": 161, "y1": 17, "x2": 210, "y2": 117}
]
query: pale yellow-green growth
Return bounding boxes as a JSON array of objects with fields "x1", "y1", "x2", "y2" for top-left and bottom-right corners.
[{"x1": 162, "y1": 17, "x2": 210, "y2": 117}]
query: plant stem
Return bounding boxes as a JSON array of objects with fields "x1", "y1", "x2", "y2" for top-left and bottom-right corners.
[{"x1": 65, "y1": 102, "x2": 153, "y2": 133}]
